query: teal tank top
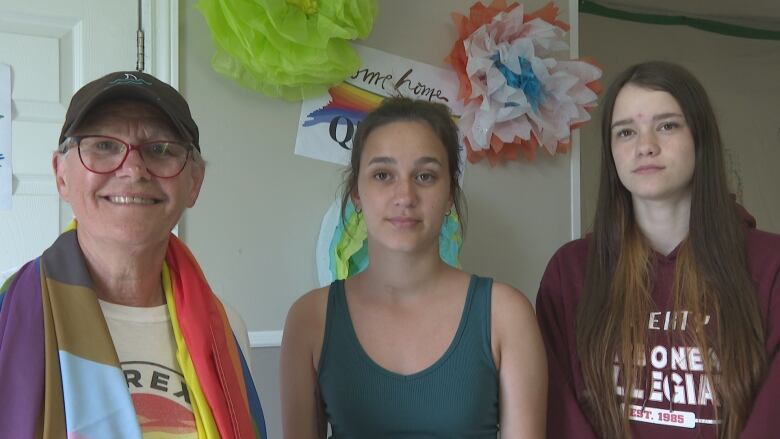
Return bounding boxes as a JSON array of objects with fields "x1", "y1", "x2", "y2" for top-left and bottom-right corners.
[{"x1": 317, "y1": 275, "x2": 499, "y2": 438}]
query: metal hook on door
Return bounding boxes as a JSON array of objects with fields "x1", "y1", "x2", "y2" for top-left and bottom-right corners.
[{"x1": 136, "y1": 0, "x2": 145, "y2": 72}]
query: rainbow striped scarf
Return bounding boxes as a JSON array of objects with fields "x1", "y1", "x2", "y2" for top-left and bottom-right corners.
[{"x1": 0, "y1": 229, "x2": 267, "y2": 438}]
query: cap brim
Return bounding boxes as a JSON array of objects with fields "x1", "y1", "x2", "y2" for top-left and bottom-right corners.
[{"x1": 61, "y1": 84, "x2": 194, "y2": 146}]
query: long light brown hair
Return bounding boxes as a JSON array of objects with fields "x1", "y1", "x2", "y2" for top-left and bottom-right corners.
[{"x1": 576, "y1": 61, "x2": 766, "y2": 438}]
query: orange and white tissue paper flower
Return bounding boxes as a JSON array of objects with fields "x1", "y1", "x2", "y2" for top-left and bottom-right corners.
[{"x1": 446, "y1": 0, "x2": 602, "y2": 165}]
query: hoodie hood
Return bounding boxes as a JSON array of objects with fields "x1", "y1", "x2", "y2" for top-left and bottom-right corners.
[{"x1": 735, "y1": 201, "x2": 757, "y2": 229}]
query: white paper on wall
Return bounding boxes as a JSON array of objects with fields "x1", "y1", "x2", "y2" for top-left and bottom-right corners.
[{"x1": 0, "y1": 64, "x2": 11, "y2": 210}]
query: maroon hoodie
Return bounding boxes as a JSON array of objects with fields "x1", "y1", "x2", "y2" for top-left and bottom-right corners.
[{"x1": 536, "y1": 211, "x2": 780, "y2": 438}]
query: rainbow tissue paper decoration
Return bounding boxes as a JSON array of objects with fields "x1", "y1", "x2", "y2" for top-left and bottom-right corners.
[{"x1": 445, "y1": 0, "x2": 602, "y2": 166}]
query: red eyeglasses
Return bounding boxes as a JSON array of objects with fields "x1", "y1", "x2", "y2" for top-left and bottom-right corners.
[{"x1": 61, "y1": 135, "x2": 194, "y2": 178}]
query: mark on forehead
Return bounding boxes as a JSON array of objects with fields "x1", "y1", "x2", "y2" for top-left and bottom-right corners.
[{"x1": 612, "y1": 111, "x2": 684, "y2": 129}]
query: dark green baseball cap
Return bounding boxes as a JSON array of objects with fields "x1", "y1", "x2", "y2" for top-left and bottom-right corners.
[{"x1": 60, "y1": 71, "x2": 200, "y2": 151}]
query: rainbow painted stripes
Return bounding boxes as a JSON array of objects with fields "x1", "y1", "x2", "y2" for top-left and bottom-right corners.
[
  {"x1": 0, "y1": 230, "x2": 266, "y2": 438},
  {"x1": 302, "y1": 81, "x2": 385, "y2": 128}
]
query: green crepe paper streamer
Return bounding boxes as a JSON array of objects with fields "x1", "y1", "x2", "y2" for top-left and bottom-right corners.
[
  {"x1": 439, "y1": 212, "x2": 463, "y2": 268},
  {"x1": 580, "y1": 0, "x2": 780, "y2": 41},
  {"x1": 330, "y1": 200, "x2": 463, "y2": 281},
  {"x1": 335, "y1": 203, "x2": 367, "y2": 280},
  {"x1": 197, "y1": 0, "x2": 378, "y2": 100},
  {"x1": 327, "y1": 206, "x2": 347, "y2": 280}
]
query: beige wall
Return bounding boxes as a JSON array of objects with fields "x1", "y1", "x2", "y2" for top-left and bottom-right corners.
[
  {"x1": 579, "y1": 14, "x2": 780, "y2": 234},
  {"x1": 180, "y1": 0, "x2": 578, "y2": 334}
]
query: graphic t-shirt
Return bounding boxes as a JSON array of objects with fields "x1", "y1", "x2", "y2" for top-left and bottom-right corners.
[{"x1": 99, "y1": 300, "x2": 249, "y2": 438}]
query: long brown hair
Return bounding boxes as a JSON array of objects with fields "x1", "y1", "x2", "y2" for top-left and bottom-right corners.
[{"x1": 576, "y1": 61, "x2": 766, "y2": 438}]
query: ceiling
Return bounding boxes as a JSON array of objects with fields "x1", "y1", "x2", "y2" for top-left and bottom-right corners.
[{"x1": 591, "y1": 0, "x2": 780, "y2": 31}]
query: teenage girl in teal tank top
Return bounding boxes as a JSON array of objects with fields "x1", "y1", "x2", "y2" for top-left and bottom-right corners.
[{"x1": 280, "y1": 97, "x2": 547, "y2": 438}]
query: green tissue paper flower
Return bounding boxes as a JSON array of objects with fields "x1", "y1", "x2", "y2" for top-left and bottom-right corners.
[{"x1": 197, "y1": 0, "x2": 378, "y2": 100}]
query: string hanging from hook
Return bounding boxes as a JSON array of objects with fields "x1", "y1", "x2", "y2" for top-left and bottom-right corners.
[{"x1": 136, "y1": 0, "x2": 145, "y2": 72}]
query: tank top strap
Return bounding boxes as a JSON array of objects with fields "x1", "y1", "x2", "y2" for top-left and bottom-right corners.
[
  {"x1": 318, "y1": 279, "x2": 347, "y2": 373},
  {"x1": 461, "y1": 275, "x2": 496, "y2": 371}
]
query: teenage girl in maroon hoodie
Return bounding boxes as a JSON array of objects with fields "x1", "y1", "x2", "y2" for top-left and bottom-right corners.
[{"x1": 536, "y1": 61, "x2": 780, "y2": 438}]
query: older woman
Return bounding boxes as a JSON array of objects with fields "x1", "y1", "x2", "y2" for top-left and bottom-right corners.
[{"x1": 0, "y1": 71, "x2": 266, "y2": 438}]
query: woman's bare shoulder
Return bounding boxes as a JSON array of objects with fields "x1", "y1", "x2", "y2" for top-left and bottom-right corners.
[{"x1": 285, "y1": 285, "x2": 330, "y2": 335}]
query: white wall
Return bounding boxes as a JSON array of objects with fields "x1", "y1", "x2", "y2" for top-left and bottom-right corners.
[{"x1": 579, "y1": 14, "x2": 780, "y2": 234}]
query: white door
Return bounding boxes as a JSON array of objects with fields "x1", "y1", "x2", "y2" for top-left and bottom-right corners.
[{"x1": 0, "y1": 0, "x2": 178, "y2": 283}]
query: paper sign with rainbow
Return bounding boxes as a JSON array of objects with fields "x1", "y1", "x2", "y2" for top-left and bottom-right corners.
[
  {"x1": 302, "y1": 82, "x2": 384, "y2": 129},
  {"x1": 295, "y1": 45, "x2": 463, "y2": 166}
]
